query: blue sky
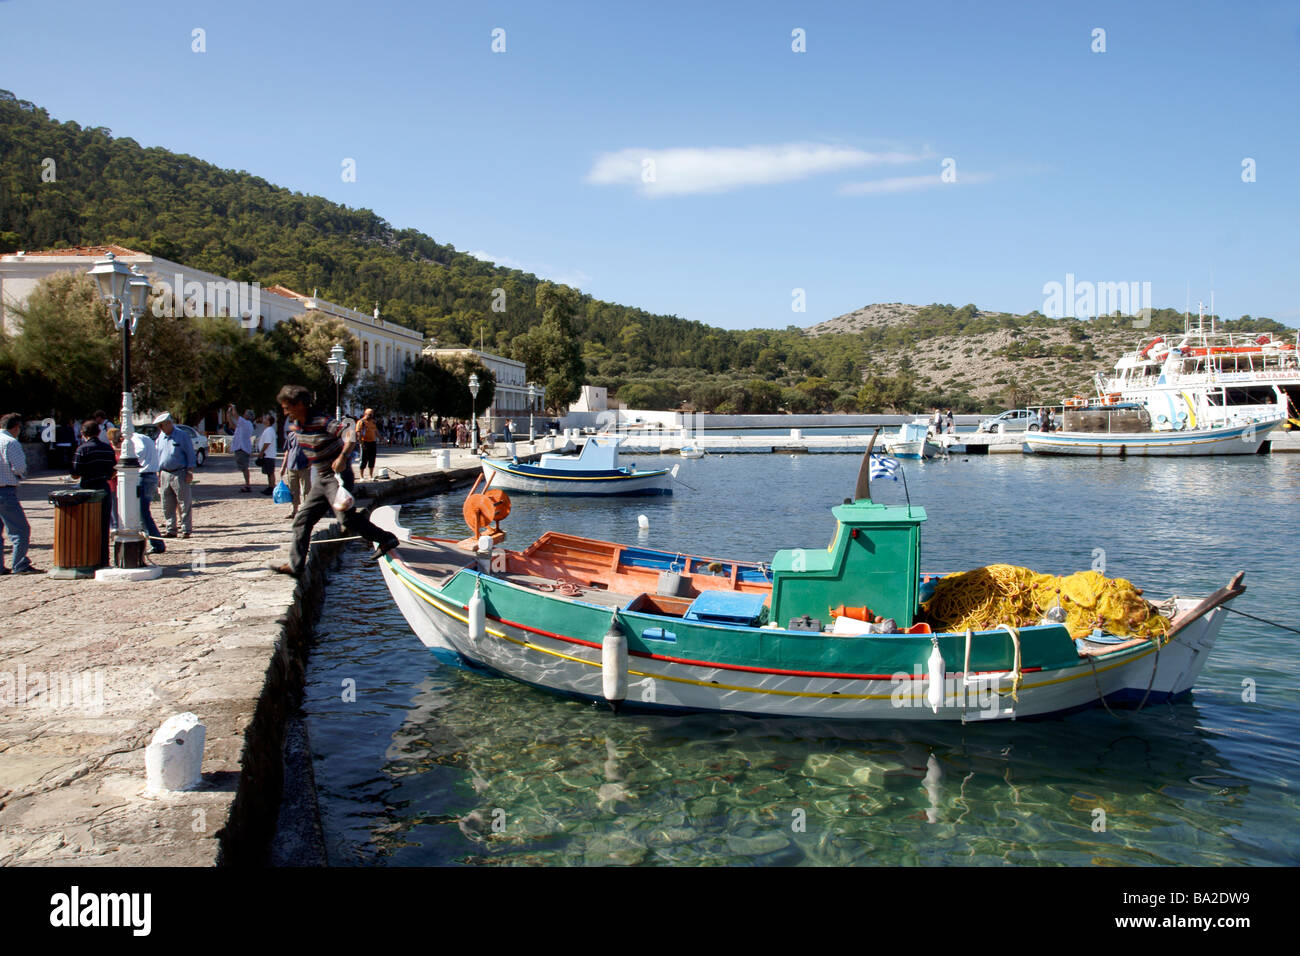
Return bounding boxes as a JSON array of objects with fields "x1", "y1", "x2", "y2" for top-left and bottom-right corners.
[{"x1": 3, "y1": 0, "x2": 1298, "y2": 328}]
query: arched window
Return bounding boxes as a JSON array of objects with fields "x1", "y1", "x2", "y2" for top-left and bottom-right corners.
[{"x1": 362, "y1": 341, "x2": 369, "y2": 370}]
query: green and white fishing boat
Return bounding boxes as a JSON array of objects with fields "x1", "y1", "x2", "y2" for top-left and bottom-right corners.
[{"x1": 373, "y1": 452, "x2": 1244, "y2": 722}]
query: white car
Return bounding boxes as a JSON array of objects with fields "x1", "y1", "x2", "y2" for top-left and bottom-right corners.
[{"x1": 977, "y1": 409, "x2": 1038, "y2": 434}]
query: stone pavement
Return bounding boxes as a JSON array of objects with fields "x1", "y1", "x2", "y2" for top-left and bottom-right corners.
[{"x1": 0, "y1": 437, "x2": 560, "y2": 865}]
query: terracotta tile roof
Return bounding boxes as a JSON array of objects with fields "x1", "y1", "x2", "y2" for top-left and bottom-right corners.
[{"x1": 5, "y1": 243, "x2": 147, "y2": 258}]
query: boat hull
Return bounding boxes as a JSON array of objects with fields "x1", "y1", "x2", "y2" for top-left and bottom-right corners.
[
  {"x1": 1024, "y1": 419, "x2": 1277, "y2": 456},
  {"x1": 885, "y1": 440, "x2": 940, "y2": 460},
  {"x1": 481, "y1": 458, "x2": 672, "y2": 495},
  {"x1": 380, "y1": 552, "x2": 1227, "y2": 721}
]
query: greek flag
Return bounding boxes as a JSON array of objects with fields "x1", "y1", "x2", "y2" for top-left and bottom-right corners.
[{"x1": 870, "y1": 454, "x2": 900, "y2": 481}]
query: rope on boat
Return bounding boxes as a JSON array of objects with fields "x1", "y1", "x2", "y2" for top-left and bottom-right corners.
[
  {"x1": 1087, "y1": 656, "x2": 1121, "y2": 718},
  {"x1": 999, "y1": 624, "x2": 1023, "y2": 701},
  {"x1": 1087, "y1": 636, "x2": 1160, "y2": 718},
  {"x1": 1223, "y1": 606, "x2": 1300, "y2": 636}
]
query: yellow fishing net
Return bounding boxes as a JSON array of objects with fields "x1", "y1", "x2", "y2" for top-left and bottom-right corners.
[{"x1": 921, "y1": 565, "x2": 1170, "y2": 641}]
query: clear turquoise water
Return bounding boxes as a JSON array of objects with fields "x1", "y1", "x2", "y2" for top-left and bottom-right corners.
[{"x1": 303, "y1": 453, "x2": 1300, "y2": 866}]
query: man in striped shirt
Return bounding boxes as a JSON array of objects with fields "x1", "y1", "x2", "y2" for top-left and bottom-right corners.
[{"x1": 269, "y1": 384, "x2": 398, "y2": 577}]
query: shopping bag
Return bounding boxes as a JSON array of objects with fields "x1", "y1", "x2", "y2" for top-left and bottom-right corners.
[
  {"x1": 272, "y1": 479, "x2": 292, "y2": 504},
  {"x1": 332, "y1": 483, "x2": 355, "y2": 512}
]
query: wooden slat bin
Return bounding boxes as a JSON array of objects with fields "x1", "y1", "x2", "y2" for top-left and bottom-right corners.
[{"x1": 48, "y1": 488, "x2": 107, "y2": 579}]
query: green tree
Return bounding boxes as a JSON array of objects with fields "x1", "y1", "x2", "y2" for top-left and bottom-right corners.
[
  {"x1": 434, "y1": 353, "x2": 496, "y2": 421},
  {"x1": 512, "y1": 283, "x2": 586, "y2": 413},
  {"x1": 5, "y1": 272, "x2": 117, "y2": 416},
  {"x1": 267, "y1": 312, "x2": 359, "y2": 407}
]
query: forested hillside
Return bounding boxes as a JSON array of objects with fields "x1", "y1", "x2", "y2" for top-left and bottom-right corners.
[{"x1": 2, "y1": 91, "x2": 1290, "y2": 415}]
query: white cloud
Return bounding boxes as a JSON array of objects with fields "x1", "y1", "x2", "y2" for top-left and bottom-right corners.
[
  {"x1": 586, "y1": 143, "x2": 924, "y2": 197},
  {"x1": 468, "y1": 250, "x2": 591, "y2": 290},
  {"x1": 839, "y1": 171, "x2": 994, "y2": 196}
]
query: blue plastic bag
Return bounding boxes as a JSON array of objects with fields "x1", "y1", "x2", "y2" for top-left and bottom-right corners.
[{"x1": 272, "y1": 479, "x2": 293, "y2": 504}]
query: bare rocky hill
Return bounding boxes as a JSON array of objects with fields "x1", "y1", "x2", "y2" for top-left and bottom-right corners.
[
  {"x1": 808, "y1": 303, "x2": 1183, "y2": 406},
  {"x1": 806, "y1": 302, "x2": 922, "y2": 335}
]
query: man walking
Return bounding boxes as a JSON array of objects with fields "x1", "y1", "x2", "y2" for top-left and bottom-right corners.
[
  {"x1": 0, "y1": 413, "x2": 41, "y2": 575},
  {"x1": 70, "y1": 420, "x2": 117, "y2": 567},
  {"x1": 231, "y1": 407, "x2": 255, "y2": 493},
  {"x1": 155, "y1": 412, "x2": 196, "y2": 538},
  {"x1": 356, "y1": 407, "x2": 378, "y2": 479},
  {"x1": 269, "y1": 384, "x2": 398, "y2": 577}
]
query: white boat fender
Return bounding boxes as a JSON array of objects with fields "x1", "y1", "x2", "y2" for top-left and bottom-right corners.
[
  {"x1": 671, "y1": 464, "x2": 680, "y2": 478},
  {"x1": 926, "y1": 636, "x2": 945, "y2": 713},
  {"x1": 602, "y1": 613, "x2": 629, "y2": 711},
  {"x1": 637, "y1": 514, "x2": 649, "y2": 530},
  {"x1": 468, "y1": 580, "x2": 486, "y2": 646}
]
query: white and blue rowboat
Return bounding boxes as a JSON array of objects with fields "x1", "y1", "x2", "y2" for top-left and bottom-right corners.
[
  {"x1": 884, "y1": 421, "x2": 942, "y2": 459},
  {"x1": 481, "y1": 435, "x2": 675, "y2": 496},
  {"x1": 1023, "y1": 416, "x2": 1282, "y2": 456}
]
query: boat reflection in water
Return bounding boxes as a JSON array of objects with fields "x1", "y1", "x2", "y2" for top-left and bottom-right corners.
[{"x1": 366, "y1": 670, "x2": 1255, "y2": 866}]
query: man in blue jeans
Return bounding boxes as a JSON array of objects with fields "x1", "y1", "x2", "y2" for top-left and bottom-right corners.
[
  {"x1": 127, "y1": 427, "x2": 164, "y2": 553},
  {"x1": 0, "y1": 413, "x2": 41, "y2": 575}
]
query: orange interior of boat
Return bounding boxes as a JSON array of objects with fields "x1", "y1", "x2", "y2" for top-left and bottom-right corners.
[{"x1": 508, "y1": 531, "x2": 773, "y2": 601}]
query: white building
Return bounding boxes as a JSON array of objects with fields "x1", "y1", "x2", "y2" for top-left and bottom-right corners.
[
  {"x1": 263, "y1": 285, "x2": 423, "y2": 382},
  {"x1": 0, "y1": 245, "x2": 423, "y2": 383},
  {"x1": 423, "y1": 346, "x2": 544, "y2": 432},
  {"x1": 570, "y1": 385, "x2": 608, "y2": 412},
  {"x1": 0, "y1": 244, "x2": 300, "y2": 334}
]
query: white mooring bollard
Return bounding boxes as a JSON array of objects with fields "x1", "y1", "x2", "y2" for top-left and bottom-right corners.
[{"x1": 145, "y1": 712, "x2": 206, "y2": 792}]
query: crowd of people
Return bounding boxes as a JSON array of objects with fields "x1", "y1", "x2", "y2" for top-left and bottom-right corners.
[{"x1": 0, "y1": 398, "x2": 534, "y2": 578}]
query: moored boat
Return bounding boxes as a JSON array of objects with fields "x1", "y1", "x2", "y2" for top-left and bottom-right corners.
[
  {"x1": 481, "y1": 435, "x2": 675, "y2": 495},
  {"x1": 374, "y1": 452, "x2": 1244, "y2": 721},
  {"x1": 884, "y1": 421, "x2": 943, "y2": 459},
  {"x1": 1023, "y1": 401, "x2": 1282, "y2": 456}
]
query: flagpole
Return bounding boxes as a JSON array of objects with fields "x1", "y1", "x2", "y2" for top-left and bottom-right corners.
[{"x1": 900, "y1": 463, "x2": 912, "y2": 516}]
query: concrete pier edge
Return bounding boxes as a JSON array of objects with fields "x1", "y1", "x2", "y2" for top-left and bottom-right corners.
[{"x1": 219, "y1": 464, "x2": 472, "y2": 865}]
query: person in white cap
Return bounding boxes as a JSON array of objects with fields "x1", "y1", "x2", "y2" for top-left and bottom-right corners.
[{"x1": 154, "y1": 412, "x2": 196, "y2": 538}]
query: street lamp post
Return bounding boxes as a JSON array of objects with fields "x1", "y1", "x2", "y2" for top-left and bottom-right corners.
[
  {"x1": 468, "y1": 372, "x2": 481, "y2": 455},
  {"x1": 87, "y1": 253, "x2": 159, "y2": 580},
  {"x1": 326, "y1": 343, "x2": 348, "y2": 420},
  {"x1": 527, "y1": 383, "x2": 536, "y2": 443}
]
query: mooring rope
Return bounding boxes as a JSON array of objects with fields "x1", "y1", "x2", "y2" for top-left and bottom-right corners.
[{"x1": 1224, "y1": 606, "x2": 1300, "y2": 636}]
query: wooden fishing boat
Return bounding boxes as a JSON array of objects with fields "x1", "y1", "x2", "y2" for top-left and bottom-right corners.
[
  {"x1": 374, "y1": 452, "x2": 1244, "y2": 722},
  {"x1": 481, "y1": 435, "x2": 675, "y2": 496}
]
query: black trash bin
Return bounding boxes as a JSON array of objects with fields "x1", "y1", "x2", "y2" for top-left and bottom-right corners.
[{"x1": 48, "y1": 488, "x2": 108, "y2": 579}]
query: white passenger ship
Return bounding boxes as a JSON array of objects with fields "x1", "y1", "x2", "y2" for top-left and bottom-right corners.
[{"x1": 1091, "y1": 309, "x2": 1299, "y2": 432}]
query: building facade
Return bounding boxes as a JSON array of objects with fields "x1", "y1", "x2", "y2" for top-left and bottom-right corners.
[
  {"x1": 262, "y1": 286, "x2": 423, "y2": 382},
  {"x1": 0, "y1": 244, "x2": 301, "y2": 334},
  {"x1": 0, "y1": 246, "x2": 423, "y2": 384},
  {"x1": 423, "y1": 346, "x2": 544, "y2": 433}
]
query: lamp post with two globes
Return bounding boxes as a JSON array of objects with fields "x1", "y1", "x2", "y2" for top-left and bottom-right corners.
[
  {"x1": 468, "y1": 372, "x2": 481, "y2": 455},
  {"x1": 87, "y1": 252, "x2": 159, "y2": 579},
  {"x1": 326, "y1": 343, "x2": 348, "y2": 421},
  {"x1": 527, "y1": 383, "x2": 536, "y2": 443}
]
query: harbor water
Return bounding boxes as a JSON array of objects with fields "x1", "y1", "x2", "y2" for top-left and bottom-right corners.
[{"x1": 302, "y1": 452, "x2": 1299, "y2": 866}]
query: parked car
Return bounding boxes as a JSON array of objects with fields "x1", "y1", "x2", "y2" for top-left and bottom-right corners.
[
  {"x1": 136, "y1": 423, "x2": 210, "y2": 466},
  {"x1": 977, "y1": 409, "x2": 1038, "y2": 433}
]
